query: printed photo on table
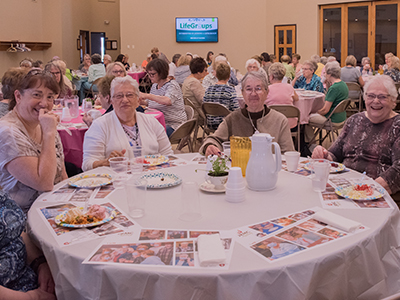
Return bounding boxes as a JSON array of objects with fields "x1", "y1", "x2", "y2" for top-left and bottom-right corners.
[
  {"x1": 288, "y1": 210, "x2": 316, "y2": 221},
  {"x1": 189, "y1": 231, "x2": 220, "y2": 238},
  {"x1": 356, "y1": 199, "x2": 390, "y2": 208},
  {"x1": 139, "y1": 229, "x2": 166, "y2": 240},
  {"x1": 317, "y1": 227, "x2": 347, "y2": 239},
  {"x1": 249, "y1": 221, "x2": 283, "y2": 235},
  {"x1": 95, "y1": 185, "x2": 115, "y2": 199},
  {"x1": 298, "y1": 219, "x2": 327, "y2": 231},
  {"x1": 175, "y1": 253, "x2": 195, "y2": 267},
  {"x1": 167, "y1": 230, "x2": 188, "y2": 239},
  {"x1": 175, "y1": 241, "x2": 194, "y2": 252},
  {"x1": 89, "y1": 242, "x2": 174, "y2": 265},
  {"x1": 277, "y1": 226, "x2": 333, "y2": 247},
  {"x1": 270, "y1": 217, "x2": 296, "y2": 227},
  {"x1": 40, "y1": 203, "x2": 76, "y2": 236},
  {"x1": 251, "y1": 237, "x2": 306, "y2": 261}
]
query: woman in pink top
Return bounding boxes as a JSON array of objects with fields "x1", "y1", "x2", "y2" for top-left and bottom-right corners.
[{"x1": 265, "y1": 62, "x2": 299, "y2": 129}]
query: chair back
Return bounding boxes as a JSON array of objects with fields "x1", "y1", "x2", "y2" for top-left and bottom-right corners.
[
  {"x1": 268, "y1": 105, "x2": 300, "y2": 119},
  {"x1": 346, "y1": 82, "x2": 362, "y2": 93},
  {"x1": 184, "y1": 97, "x2": 206, "y2": 120},
  {"x1": 184, "y1": 105, "x2": 194, "y2": 120},
  {"x1": 169, "y1": 118, "x2": 197, "y2": 152},
  {"x1": 326, "y1": 99, "x2": 351, "y2": 119},
  {"x1": 269, "y1": 105, "x2": 301, "y2": 151},
  {"x1": 395, "y1": 83, "x2": 400, "y2": 101},
  {"x1": 202, "y1": 102, "x2": 231, "y2": 117}
]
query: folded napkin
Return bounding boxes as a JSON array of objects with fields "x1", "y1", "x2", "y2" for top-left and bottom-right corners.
[
  {"x1": 313, "y1": 210, "x2": 361, "y2": 233},
  {"x1": 87, "y1": 109, "x2": 102, "y2": 120},
  {"x1": 197, "y1": 234, "x2": 226, "y2": 267}
]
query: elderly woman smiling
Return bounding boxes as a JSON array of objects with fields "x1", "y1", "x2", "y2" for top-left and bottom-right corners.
[
  {"x1": 292, "y1": 60, "x2": 324, "y2": 92},
  {"x1": 200, "y1": 71, "x2": 294, "y2": 156},
  {"x1": 0, "y1": 70, "x2": 67, "y2": 212},
  {"x1": 312, "y1": 75, "x2": 400, "y2": 196},
  {"x1": 82, "y1": 76, "x2": 173, "y2": 171}
]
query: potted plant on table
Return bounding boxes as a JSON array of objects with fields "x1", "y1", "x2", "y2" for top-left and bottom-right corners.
[{"x1": 207, "y1": 154, "x2": 229, "y2": 190}]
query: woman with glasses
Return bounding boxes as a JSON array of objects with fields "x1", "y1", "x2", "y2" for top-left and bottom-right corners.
[
  {"x1": 79, "y1": 53, "x2": 91, "y2": 75},
  {"x1": 312, "y1": 75, "x2": 400, "y2": 198},
  {"x1": 82, "y1": 76, "x2": 172, "y2": 171},
  {"x1": 106, "y1": 62, "x2": 127, "y2": 77},
  {"x1": 292, "y1": 60, "x2": 323, "y2": 92},
  {"x1": 0, "y1": 70, "x2": 67, "y2": 213},
  {"x1": 44, "y1": 62, "x2": 72, "y2": 99},
  {"x1": 140, "y1": 58, "x2": 186, "y2": 137},
  {"x1": 199, "y1": 71, "x2": 294, "y2": 156}
]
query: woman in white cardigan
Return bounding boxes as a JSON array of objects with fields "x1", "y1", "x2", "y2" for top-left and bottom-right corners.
[{"x1": 82, "y1": 76, "x2": 173, "y2": 171}]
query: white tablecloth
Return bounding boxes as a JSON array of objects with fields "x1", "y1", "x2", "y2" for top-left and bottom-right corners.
[
  {"x1": 27, "y1": 153, "x2": 400, "y2": 300},
  {"x1": 294, "y1": 91, "x2": 325, "y2": 124}
]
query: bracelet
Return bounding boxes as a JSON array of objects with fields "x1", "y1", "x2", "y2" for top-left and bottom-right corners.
[{"x1": 30, "y1": 255, "x2": 47, "y2": 274}]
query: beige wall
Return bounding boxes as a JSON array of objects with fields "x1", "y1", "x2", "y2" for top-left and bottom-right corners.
[
  {"x1": 0, "y1": 0, "x2": 120, "y2": 76},
  {"x1": 120, "y1": 0, "x2": 364, "y2": 73}
]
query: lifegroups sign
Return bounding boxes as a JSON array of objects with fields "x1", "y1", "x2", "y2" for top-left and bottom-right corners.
[{"x1": 176, "y1": 18, "x2": 218, "y2": 43}]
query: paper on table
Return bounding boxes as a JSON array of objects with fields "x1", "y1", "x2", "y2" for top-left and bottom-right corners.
[
  {"x1": 198, "y1": 234, "x2": 226, "y2": 267},
  {"x1": 313, "y1": 210, "x2": 361, "y2": 233}
]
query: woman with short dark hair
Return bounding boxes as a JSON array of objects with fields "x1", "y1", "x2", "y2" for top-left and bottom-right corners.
[{"x1": 140, "y1": 59, "x2": 186, "y2": 136}]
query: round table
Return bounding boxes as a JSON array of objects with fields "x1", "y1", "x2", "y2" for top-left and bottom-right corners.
[
  {"x1": 27, "y1": 153, "x2": 400, "y2": 300},
  {"x1": 58, "y1": 108, "x2": 166, "y2": 167},
  {"x1": 127, "y1": 71, "x2": 146, "y2": 83},
  {"x1": 294, "y1": 90, "x2": 325, "y2": 124}
]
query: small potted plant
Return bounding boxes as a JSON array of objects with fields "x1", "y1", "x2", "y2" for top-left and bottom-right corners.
[{"x1": 207, "y1": 154, "x2": 229, "y2": 189}]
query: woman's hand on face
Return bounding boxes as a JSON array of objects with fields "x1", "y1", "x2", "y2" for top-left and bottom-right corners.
[
  {"x1": 312, "y1": 145, "x2": 332, "y2": 160},
  {"x1": 205, "y1": 145, "x2": 221, "y2": 157},
  {"x1": 39, "y1": 109, "x2": 59, "y2": 132}
]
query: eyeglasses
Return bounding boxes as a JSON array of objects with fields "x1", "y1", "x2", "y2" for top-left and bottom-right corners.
[
  {"x1": 113, "y1": 93, "x2": 137, "y2": 100},
  {"x1": 302, "y1": 68, "x2": 312, "y2": 71},
  {"x1": 365, "y1": 93, "x2": 390, "y2": 102},
  {"x1": 112, "y1": 70, "x2": 124, "y2": 75},
  {"x1": 147, "y1": 71, "x2": 157, "y2": 77},
  {"x1": 243, "y1": 87, "x2": 264, "y2": 94}
]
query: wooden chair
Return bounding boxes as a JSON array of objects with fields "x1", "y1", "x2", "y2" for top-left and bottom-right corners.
[
  {"x1": 169, "y1": 118, "x2": 197, "y2": 153},
  {"x1": 85, "y1": 77, "x2": 102, "y2": 98},
  {"x1": 138, "y1": 73, "x2": 152, "y2": 93},
  {"x1": 201, "y1": 102, "x2": 231, "y2": 137},
  {"x1": 308, "y1": 99, "x2": 351, "y2": 145},
  {"x1": 345, "y1": 82, "x2": 363, "y2": 114},
  {"x1": 395, "y1": 83, "x2": 400, "y2": 113},
  {"x1": 269, "y1": 105, "x2": 301, "y2": 151}
]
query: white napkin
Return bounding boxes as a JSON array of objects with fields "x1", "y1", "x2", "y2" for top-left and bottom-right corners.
[
  {"x1": 313, "y1": 210, "x2": 361, "y2": 233},
  {"x1": 87, "y1": 109, "x2": 102, "y2": 120},
  {"x1": 197, "y1": 234, "x2": 226, "y2": 267}
]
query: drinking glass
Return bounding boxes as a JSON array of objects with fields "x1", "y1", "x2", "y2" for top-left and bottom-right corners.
[
  {"x1": 64, "y1": 96, "x2": 79, "y2": 118},
  {"x1": 311, "y1": 159, "x2": 330, "y2": 192},
  {"x1": 285, "y1": 151, "x2": 300, "y2": 172},
  {"x1": 125, "y1": 178, "x2": 147, "y2": 218},
  {"x1": 83, "y1": 99, "x2": 93, "y2": 114},
  {"x1": 179, "y1": 182, "x2": 201, "y2": 222},
  {"x1": 130, "y1": 146, "x2": 143, "y2": 178},
  {"x1": 109, "y1": 157, "x2": 129, "y2": 189}
]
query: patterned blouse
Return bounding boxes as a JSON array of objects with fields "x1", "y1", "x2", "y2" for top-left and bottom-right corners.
[
  {"x1": 149, "y1": 80, "x2": 187, "y2": 130},
  {"x1": 384, "y1": 68, "x2": 400, "y2": 83},
  {"x1": 293, "y1": 74, "x2": 324, "y2": 92},
  {"x1": 0, "y1": 192, "x2": 38, "y2": 291},
  {"x1": 329, "y1": 113, "x2": 400, "y2": 194},
  {"x1": 0, "y1": 110, "x2": 65, "y2": 213},
  {"x1": 203, "y1": 84, "x2": 239, "y2": 130}
]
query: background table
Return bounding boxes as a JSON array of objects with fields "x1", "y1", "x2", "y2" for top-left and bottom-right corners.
[
  {"x1": 294, "y1": 90, "x2": 325, "y2": 124},
  {"x1": 127, "y1": 71, "x2": 146, "y2": 83},
  {"x1": 28, "y1": 153, "x2": 400, "y2": 300},
  {"x1": 58, "y1": 109, "x2": 166, "y2": 167}
]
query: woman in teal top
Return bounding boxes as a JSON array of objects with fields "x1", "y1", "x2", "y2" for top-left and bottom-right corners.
[{"x1": 311, "y1": 62, "x2": 348, "y2": 123}]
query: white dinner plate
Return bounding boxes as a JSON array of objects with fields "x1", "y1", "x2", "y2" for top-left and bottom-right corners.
[
  {"x1": 143, "y1": 155, "x2": 169, "y2": 166},
  {"x1": 55, "y1": 207, "x2": 116, "y2": 228},
  {"x1": 69, "y1": 174, "x2": 113, "y2": 188},
  {"x1": 140, "y1": 172, "x2": 182, "y2": 189}
]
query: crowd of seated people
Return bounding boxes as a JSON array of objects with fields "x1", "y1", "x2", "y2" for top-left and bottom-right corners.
[{"x1": 1, "y1": 48, "x2": 400, "y2": 297}]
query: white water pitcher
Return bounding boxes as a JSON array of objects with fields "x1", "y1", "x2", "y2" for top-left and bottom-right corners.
[{"x1": 246, "y1": 133, "x2": 281, "y2": 191}]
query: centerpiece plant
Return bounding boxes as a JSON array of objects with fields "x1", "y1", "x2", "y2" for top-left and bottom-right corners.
[{"x1": 208, "y1": 154, "x2": 229, "y2": 177}]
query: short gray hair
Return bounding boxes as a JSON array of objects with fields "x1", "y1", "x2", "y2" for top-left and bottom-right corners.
[
  {"x1": 302, "y1": 60, "x2": 316, "y2": 73},
  {"x1": 325, "y1": 62, "x2": 341, "y2": 79},
  {"x1": 364, "y1": 75, "x2": 398, "y2": 103},
  {"x1": 241, "y1": 71, "x2": 269, "y2": 91},
  {"x1": 320, "y1": 56, "x2": 328, "y2": 65},
  {"x1": 327, "y1": 56, "x2": 337, "y2": 63},
  {"x1": 361, "y1": 57, "x2": 371, "y2": 65},
  {"x1": 110, "y1": 76, "x2": 140, "y2": 98},
  {"x1": 311, "y1": 55, "x2": 321, "y2": 63},
  {"x1": 245, "y1": 58, "x2": 260, "y2": 70},
  {"x1": 268, "y1": 62, "x2": 286, "y2": 81}
]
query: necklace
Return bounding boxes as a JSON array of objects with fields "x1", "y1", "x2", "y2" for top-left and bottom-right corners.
[
  {"x1": 247, "y1": 107, "x2": 265, "y2": 134},
  {"x1": 122, "y1": 123, "x2": 141, "y2": 147}
]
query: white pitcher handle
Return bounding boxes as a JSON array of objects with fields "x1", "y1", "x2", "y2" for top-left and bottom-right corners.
[{"x1": 272, "y1": 142, "x2": 282, "y2": 172}]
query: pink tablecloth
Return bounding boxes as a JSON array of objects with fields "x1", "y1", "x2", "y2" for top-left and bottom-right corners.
[
  {"x1": 127, "y1": 72, "x2": 146, "y2": 83},
  {"x1": 58, "y1": 108, "x2": 165, "y2": 167},
  {"x1": 294, "y1": 91, "x2": 325, "y2": 124}
]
